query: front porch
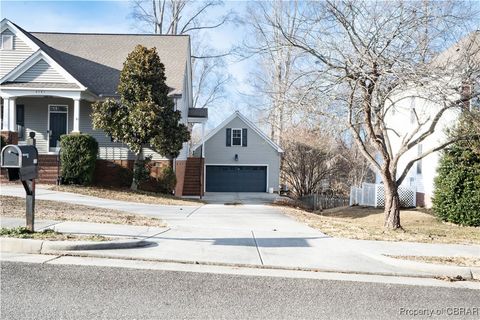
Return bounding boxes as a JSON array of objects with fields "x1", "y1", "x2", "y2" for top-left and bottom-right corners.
[{"x1": 1, "y1": 88, "x2": 91, "y2": 152}]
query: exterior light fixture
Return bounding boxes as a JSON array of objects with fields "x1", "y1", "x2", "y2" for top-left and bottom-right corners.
[{"x1": 234, "y1": 154, "x2": 239, "y2": 161}]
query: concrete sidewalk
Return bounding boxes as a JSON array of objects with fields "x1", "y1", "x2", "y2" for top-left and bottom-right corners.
[{"x1": 2, "y1": 217, "x2": 479, "y2": 280}]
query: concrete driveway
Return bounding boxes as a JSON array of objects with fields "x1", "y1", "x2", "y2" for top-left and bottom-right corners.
[{"x1": 201, "y1": 192, "x2": 280, "y2": 205}]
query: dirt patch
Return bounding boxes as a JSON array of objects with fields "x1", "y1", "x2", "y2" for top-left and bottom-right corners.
[
  {"x1": 280, "y1": 206, "x2": 480, "y2": 245},
  {"x1": 0, "y1": 196, "x2": 165, "y2": 227},
  {"x1": 386, "y1": 255, "x2": 480, "y2": 267},
  {"x1": 51, "y1": 185, "x2": 204, "y2": 206}
]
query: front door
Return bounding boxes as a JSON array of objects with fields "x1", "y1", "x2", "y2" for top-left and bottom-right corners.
[{"x1": 49, "y1": 106, "x2": 68, "y2": 152}]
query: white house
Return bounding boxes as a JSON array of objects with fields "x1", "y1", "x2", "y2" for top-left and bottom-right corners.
[{"x1": 379, "y1": 31, "x2": 480, "y2": 208}]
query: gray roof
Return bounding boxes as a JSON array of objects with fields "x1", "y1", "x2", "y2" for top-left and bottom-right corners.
[
  {"x1": 22, "y1": 29, "x2": 189, "y2": 96},
  {"x1": 188, "y1": 107, "x2": 208, "y2": 118}
]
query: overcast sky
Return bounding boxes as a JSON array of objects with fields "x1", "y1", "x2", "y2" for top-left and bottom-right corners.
[{"x1": 1, "y1": 0, "x2": 257, "y2": 130}]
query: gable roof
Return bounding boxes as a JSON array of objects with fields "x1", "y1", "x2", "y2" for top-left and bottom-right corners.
[
  {"x1": 193, "y1": 111, "x2": 284, "y2": 153},
  {"x1": 1, "y1": 50, "x2": 85, "y2": 89},
  {"x1": 1, "y1": 19, "x2": 190, "y2": 97}
]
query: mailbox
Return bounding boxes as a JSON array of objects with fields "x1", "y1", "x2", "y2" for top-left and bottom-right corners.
[{"x1": 1, "y1": 145, "x2": 39, "y2": 181}]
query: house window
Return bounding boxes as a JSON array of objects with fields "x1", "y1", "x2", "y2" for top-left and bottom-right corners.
[
  {"x1": 417, "y1": 144, "x2": 423, "y2": 174},
  {"x1": 16, "y1": 105, "x2": 25, "y2": 140},
  {"x1": 1, "y1": 35, "x2": 13, "y2": 50},
  {"x1": 232, "y1": 128, "x2": 242, "y2": 146}
]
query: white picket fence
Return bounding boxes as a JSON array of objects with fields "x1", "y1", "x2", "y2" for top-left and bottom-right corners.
[{"x1": 350, "y1": 182, "x2": 416, "y2": 208}]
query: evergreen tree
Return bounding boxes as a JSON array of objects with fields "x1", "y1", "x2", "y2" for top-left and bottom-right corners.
[{"x1": 92, "y1": 45, "x2": 190, "y2": 190}]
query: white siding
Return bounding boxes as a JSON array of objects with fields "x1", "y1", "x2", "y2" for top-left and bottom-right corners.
[
  {"x1": 0, "y1": 28, "x2": 35, "y2": 78},
  {"x1": 16, "y1": 98, "x2": 166, "y2": 160},
  {"x1": 80, "y1": 102, "x2": 168, "y2": 160},
  {"x1": 381, "y1": 86, "x2": 461, "y2": 207},
  {"x1": 15, "y1": 59, "x2": 68, "y2": 83},
  {"x1": 17, "y1": 97, "x2": 73, "y2": 154}
]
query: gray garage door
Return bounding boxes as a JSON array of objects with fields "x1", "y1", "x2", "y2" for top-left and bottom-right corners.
[{"x1": 206, "y1": 166, "x2": 267, "y2": 192}]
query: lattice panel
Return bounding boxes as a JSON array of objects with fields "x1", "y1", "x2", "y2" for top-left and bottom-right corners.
[
  {"x1": 375, "y1": 184, "x2": 385, "y2": 207},
  {"x1": 351, "y1": 183, "x2": 416, "y2": 208}
]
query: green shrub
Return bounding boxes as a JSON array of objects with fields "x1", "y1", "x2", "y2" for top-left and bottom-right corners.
[
  {"x1": 60, "y1": 134, "x2": 99, "y2": 185},
  {"x1": 156, "y1": 166, "x2": 177, "y2": 194},
  {"x1": 432, "y1": 145, "x2": 480, "y2": 227},
  {"x1": 118, "y1": 166, "x2": 134, "y2": 188},
  {"x1": 133, "y1": 156, "x2": 152, "y2": 186},
  {"x1": 0, "y1": 135, "x2": 6, "y2": 149}
]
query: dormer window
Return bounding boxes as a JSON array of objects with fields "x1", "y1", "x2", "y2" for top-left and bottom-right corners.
[{"x1": 1, "y1": 35, "x2": 13, "y2": 50}]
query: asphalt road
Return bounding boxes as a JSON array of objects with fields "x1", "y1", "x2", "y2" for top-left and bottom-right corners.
[{"x1": 1, "y1": 262, "x2": 478, "y2": 320}]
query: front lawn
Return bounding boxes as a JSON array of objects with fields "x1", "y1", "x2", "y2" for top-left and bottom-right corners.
[
  {"x1": 0, "y1": 196, "x2": 165, "y2": 227},
  {"x1": 280, "y1": 205, "x2": 480, "y2": 245},
  {"x1": 51, "y1": 185, "x2": 204, "y2": 206}
]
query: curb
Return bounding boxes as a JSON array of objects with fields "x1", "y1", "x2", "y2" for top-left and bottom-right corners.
[
  {"x1": 33, "y1": 250, "x2": 479, "y2": 281},
  {"x1": 0, "y1": 237, "x2": 153, "y2": 254},
  {"x1": 363, "y1": 252, "x2": 477, "y2": 280}
]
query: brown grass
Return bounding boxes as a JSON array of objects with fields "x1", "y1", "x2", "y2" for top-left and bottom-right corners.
[
  {"x1": 0, "y1": 196, "x2": 166, "y2": 227},
  {"x1": 280, "y1": 205, "x2": 480, "y2": 245},
  {"x1": 386, "y1": 255, "x2": 480, "y2": 267},
  {"x1": 50, "y1": 185, "x2": 204, "y2": 206}
]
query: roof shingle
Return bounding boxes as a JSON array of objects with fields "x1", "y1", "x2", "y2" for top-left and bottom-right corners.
[{"x1": 28, "y1": 32, "x2": 190, "y2": 96}]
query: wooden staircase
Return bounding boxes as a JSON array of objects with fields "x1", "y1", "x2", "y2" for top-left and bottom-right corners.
[{"x1": 182, "y1": 157, "x2": 204, "y2": 196}]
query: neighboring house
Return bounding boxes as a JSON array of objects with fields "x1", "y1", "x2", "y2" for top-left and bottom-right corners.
[
  {"x1": 192, "y1": 111, "x2": 283, "y2": 193},
  {"x1": 0, "y1": 19, "x2": 207, "y2": 195},
  {"x1": 378, "y1": 31, "x2": 479, "y2": 208}
]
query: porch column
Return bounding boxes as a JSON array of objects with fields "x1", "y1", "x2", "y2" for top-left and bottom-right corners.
[
  {"x1": 201, "y1": 122, "x2": 205, "y2": 158},
  {"x1": 2, "y1": 97, "x2": 10, "y2": 131},
  {"x1": 8, "y1": 97, "x2": 16, "y2": 132},
  {"x1": 73, "y1": 98, "x2": 80, "y2": 132}
]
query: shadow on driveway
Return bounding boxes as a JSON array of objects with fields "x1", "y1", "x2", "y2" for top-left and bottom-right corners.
[
  {"x1": 147, "y1": 236, "x2": 331, "y2": 247},
  {"x1": 202, "y1": 192, "x2": 282, "y2": 205}
]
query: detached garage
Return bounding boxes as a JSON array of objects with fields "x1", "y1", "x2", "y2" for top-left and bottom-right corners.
[{"x1": 193, "y1": 111, "x2": 283, "y2": 193}]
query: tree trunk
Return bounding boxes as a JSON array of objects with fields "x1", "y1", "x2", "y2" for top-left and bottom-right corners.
[
  {"x1": 131, "y1": 149, "x2": 144, "y2": 191},
  {"x1": 383, "y1": 181, "x2": 402, "y2": 229}
]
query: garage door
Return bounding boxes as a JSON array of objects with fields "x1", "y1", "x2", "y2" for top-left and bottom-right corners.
[{"x1": 206, "y1": 166, "x2": 267, "y2": 192}]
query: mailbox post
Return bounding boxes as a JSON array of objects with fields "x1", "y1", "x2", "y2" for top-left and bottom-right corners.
[{"x1": 1, "y1": 144, "x2": 39, "y2": 232}]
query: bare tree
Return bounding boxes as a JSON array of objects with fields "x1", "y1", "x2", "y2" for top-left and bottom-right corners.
[
  {"x1": 282, "y1": 128, "x2": 338, "y2": 197},
  {"x1": 131, "y1": 0, "x2": 234, "y2": 109},
  {"x1": 244, "y1": 1, "x2": 307, "y2": 144},
  {"x1": 268, "y1": 0, "x2": 480, "y2": 229}
]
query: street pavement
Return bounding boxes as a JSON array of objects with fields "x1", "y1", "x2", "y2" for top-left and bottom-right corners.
[
  {"x1": 1, "y1": 185, "x2": 479, "y2": 279},
  {"x1": 1, "y1": 261, "x2": 479, "y2": 320}
]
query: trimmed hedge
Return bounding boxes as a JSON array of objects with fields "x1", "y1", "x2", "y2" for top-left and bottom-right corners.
[
  {"x1": 60, "y1": 134, "x2": 99, "y2": 185},
  {"x1": 432, "y1": 145, "x2": 480, "y2": 227}
]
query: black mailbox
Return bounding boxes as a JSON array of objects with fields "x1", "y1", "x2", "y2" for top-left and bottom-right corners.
[{"x1": 1, "y1": 145, "x2": 39, "y2": 181}]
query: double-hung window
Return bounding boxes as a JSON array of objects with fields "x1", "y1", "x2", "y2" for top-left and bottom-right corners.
[
  {"x1": 1, "y1": 35, "x2": 13, "y2": 50},
  {"x1": 232, "y1": 129, "x2": 242, "y2": 146}
]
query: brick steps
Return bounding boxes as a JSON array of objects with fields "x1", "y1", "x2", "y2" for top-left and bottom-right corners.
[
  {"x1": 1, "y1": 155, "x2": 59, "y2": 185},
  {"x1": 182, "y1": 157, "x2": 203, "y2": 196}
]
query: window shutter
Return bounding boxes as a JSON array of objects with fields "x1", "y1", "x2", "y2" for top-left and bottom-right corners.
[
  {"x1": 242, "y1": 128, "x2": 248, "y2": 147},
  {"x1": 226, "y1": 128, "x2": 231, "y2": 146}
]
